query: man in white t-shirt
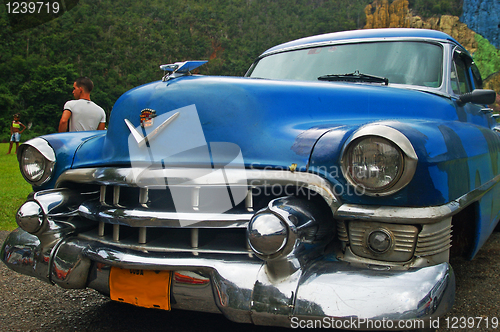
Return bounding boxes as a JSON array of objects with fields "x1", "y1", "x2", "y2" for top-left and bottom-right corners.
[{"x1": 58, "y1": 77, "x2": 106, "y2": 132}]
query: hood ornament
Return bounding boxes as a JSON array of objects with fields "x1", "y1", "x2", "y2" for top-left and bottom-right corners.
[
  {"x1": 160, "y1": 60, "x2": 208, "y2": 82},
  {"x1": 125, "y1": 111, "x2": 180, "y2": 147}
]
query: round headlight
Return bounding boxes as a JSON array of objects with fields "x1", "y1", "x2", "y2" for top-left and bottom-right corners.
[
  {"x1": 344, "y1": 136, "x2": 403, "y2": 191},
  {"x1": 247, "y1": 213, "x2": 288, "y2": 257},
  {"x1": 341, "y1": 125, "x2": 418, "y2": 196},
  {"x1": 367, "y1": 229, "x2": 393, "y2": 253},
  {"x1": 18, "y1": 138, "x2": 56, "y2": 186},
  {"x1": 21, "y1": 146, "x2": 46, "y2": 182}
]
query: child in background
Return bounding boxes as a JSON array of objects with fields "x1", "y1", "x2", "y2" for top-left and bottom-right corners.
[{"x1": 8, "y1": 113, "x2": 26, "y2": 154}]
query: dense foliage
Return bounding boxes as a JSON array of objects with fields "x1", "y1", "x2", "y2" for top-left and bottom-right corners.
[
  {"x1": 1, "y1": 0, "x2": 491, "y2": 142},
  {"x1": 1, "y1": 0, "x2": 376, "y2": 140},
  {"x1": 408, "y1": 0, "x2": 464, "y2": 18},
  {"x1": 474, "y1": 34, "x2": 500, "y2": 80}
]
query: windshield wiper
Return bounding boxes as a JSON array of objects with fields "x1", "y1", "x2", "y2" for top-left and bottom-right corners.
[{"x1": 318, "y1": 70, "x2": 389, "y2": 85}]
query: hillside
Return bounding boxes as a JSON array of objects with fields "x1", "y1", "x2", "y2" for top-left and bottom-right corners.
[
  {"x1": 364, "y1": 0, "x2": 500, "y2": 111},
  {"x1": 1, "y1": 0, "x2": 375, "y2": 139},
  {"x1": 1, "y1": 0, "x2": 498, "y2": 140}
]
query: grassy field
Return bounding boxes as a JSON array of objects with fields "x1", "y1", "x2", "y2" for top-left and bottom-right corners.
[{"x1": 0, "y1": 143, "x2": 32, "y2": 230}]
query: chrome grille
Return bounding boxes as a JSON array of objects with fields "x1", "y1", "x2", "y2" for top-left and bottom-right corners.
[
  {"x1": 54, "y1": 167, "x2": 339, "y2": 254},
  {"x1": 75, "y1": 184, "x2": 263, "y2": 253},
  {"x1": 78, "y1": 225, "x2": 250, "y2": 254}
]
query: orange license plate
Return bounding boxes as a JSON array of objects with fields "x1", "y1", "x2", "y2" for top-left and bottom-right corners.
[{"x1": 109, "y1": 267, "x2": 172, "y2": 310}]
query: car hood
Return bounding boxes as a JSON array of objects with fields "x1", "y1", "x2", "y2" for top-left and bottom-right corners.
[{"x1": 73, "y1": 76, "x2": 458, "y2": 170}]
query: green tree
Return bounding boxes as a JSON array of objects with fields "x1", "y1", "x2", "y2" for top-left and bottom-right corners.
[{"x1": 0, "y1": 0, "x2": 376, "y2": 137}]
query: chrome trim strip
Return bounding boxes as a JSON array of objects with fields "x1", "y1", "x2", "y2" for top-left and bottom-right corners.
[
  {"x1": 56, "y1": 167, "x2": 340, "y2": 209},
  {"x1": 124, "y1": 112, "x2": 180, "y2": 147},
  {"x1": 79, "y1": 200, "x2": 253, "y2": 228},
  {"x1": 124, "y1": 119, "x2": 145, "y2": 146},
  {"x1": 259, "y1": 36, "x2": 453, "y2": 59},
  {"x1": 78, "y1": 231, "x2": 251, "y2": 255},
  {"x1": 335, "y1": 174, "x2": 500, "y2": 224},
  {"x1": 349, "y1": 124, "x2": 418, "y2": 160}
]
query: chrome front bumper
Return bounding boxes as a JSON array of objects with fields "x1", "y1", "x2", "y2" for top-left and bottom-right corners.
[{"x1": 2, "y1": 228, "x2": 454, "y2": 329}]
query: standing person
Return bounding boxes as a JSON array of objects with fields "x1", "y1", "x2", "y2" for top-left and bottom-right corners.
[
  {"x1": 58, "y1": 77, "x2": 106, "y2": 132},
  {"x1": 7, "y1": 113, "x2": 26, "y2": 154}
]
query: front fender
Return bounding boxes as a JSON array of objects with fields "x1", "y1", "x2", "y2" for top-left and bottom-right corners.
[
  {"x1": 23, "y1": 131, "x2": 106, "y2": 191},
  {"x1": 310, "y1": 120, "x2": 500, "y2": 207}
]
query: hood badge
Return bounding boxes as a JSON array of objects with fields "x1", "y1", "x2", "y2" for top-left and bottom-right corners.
[
  {"x1": 125, "y1": 110, "x2": 180, "y2": 147},
  {"x1": 140, "y1": 108, "x2": 156, "y2": 127}
]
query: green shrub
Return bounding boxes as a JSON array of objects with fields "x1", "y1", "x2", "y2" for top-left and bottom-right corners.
[{"x1": 473, "y1": 34, "x2": 500, "y2": 80}]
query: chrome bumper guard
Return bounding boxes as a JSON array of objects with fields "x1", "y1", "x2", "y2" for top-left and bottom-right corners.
[{"x1": 2, "y1": 228, "x2": 455, "y2": 329}]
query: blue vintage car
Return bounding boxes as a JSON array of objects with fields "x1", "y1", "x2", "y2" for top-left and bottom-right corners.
[{"x1": 2, "y1": 28, "x2": 498, "y2": 330}]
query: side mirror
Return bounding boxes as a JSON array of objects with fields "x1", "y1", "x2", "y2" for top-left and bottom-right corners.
[{"x1": 459, "y1": 89, "x2": 497, "y2": 105}]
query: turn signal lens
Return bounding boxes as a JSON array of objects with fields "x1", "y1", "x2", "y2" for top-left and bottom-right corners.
[{"x1": 367, "y1": 229, "x2": 392, "y2": 253}]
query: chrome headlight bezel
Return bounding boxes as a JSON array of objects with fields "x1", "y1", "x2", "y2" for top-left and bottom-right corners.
[
  {"x1": 341, "y1": 125, "x2": 418, "y2": 196},
  {"x1": 17, "y1": 138, "x2": 56, "y2": 186}
]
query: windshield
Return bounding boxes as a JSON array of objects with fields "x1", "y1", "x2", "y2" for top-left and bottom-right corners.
[{"x1": 248, "y1": 41, "x2": 443, "y2": 88}]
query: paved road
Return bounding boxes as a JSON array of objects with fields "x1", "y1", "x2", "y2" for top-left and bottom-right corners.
[{"x1": 1, "y1": 230, "x2": 499, "y2": 331}]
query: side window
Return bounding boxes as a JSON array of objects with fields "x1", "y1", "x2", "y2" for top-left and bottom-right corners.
[
  {"x1": 471, "y1": 63, "x2": 483, "y2": 89},
  {"x1": 451, "y1": 53, "x2": 472, "y2": 95}
]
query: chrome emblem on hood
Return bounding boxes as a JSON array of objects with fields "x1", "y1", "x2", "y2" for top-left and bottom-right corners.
[
  {"x1": 125, "y1": 111, "x2": 180, "y2": 147},
  {"x1": 140, "y1": 108, "x2": 156, "y2": 127}
]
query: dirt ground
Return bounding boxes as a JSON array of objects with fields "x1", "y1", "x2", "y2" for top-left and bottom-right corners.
[{"x1": 0, "y1": 230, "x2": 499, "y2": 331}]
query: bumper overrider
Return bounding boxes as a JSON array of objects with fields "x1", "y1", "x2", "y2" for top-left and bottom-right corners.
[{"x1": 1, "y1": 168, "x2": 455, "y2": 330}]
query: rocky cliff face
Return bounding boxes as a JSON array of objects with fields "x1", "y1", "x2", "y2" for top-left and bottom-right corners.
[
  {"x1": 461, "y1": 0, "x2": 500, "y2": 49},
  {"x1": 485, "y1": 72, "x2": 500, "y2": 112},
  {"x1": 364, "y1": 0, "x2": 411, "y2": 29},
  {"x1": 364, "y1": 0, "x2": 477, "y2": 53},
  {"x1": 364, "y1": 0, "x2": 499, "y2": 106}
]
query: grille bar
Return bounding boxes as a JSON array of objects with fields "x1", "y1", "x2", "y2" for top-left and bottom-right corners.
[
  {"x1": 78, "y1": 226, "x2": 251, "y2": 255},
  {"x1": 139, "y1": 188, "x2": 148, "y2": 207},
  {"x1": 79, "y1": 200, "x2": 252, "y2": 228}
]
